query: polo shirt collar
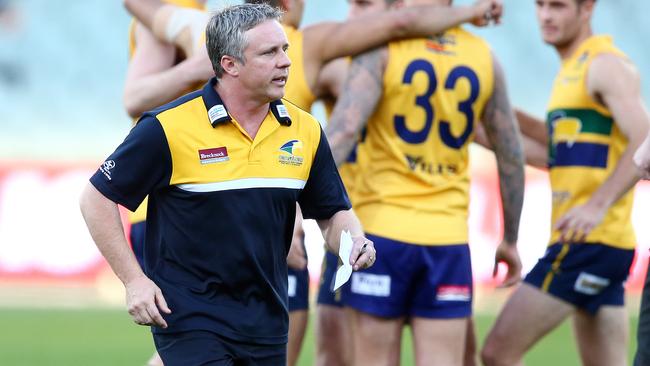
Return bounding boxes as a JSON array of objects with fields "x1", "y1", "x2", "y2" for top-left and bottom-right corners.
[{"x1": 202, "y1": 77, "x2": 292, "y2": 128}]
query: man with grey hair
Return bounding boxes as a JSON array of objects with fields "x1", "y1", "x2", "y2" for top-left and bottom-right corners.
[{"x1": 80, "y1": 3, "x2": 375, "y2": 365}]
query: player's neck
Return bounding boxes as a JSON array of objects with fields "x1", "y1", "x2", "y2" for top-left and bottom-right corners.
[
  {"x1": 556, "y1": 26, "x2": 593, "y2": 60},
  {"x1": 215, "y1": 81, "x2": 269, "y2": 139}
]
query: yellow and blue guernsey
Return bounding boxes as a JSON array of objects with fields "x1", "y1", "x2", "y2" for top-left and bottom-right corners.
[
  {"x1": 354, "y1": 27, "x2": 494, "y2": 245},
  {"x1": 90, "y1": 78, "x2": 350, "y2": 343},
  {"x1": 127, "y1": 0, "x2": 207, "y2": 226},
  {"x1": 282, "y1": 24, "x2": 317, "y2": 112},
  {"x1": 547, "y1": 35, "x2": 635, "y2": 249}
]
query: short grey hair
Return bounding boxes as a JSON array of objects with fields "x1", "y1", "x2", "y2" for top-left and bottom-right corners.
[{"x1": 206, "y1": 3, "x2": 283, "y2": 78}]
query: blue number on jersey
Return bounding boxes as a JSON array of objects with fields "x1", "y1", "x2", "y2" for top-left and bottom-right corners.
[{"x1": 394, "y1": 60, "x2": 480, "y2": 149}]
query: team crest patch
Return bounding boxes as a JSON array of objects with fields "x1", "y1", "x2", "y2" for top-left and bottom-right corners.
[
  {"x1": 550, "y1": 111, "x2": 582, "y2": 147},
  {"x1": 278, "y1": 140, "x2": 304, "y2": 166},
  {"x1": 198, "y1": 147, "x2": 229, "y2": 164}
]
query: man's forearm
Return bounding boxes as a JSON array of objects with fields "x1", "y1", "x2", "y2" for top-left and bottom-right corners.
[
  {"x1": 319, "y1": 209, "x2": 364, "y2": 254},
  {"x1": 589, "y1": 145, "x2": 641, "y2": 210},
  {"x1": 124, "y1": 58, "x2": 208, "y2": 118},
  {"x1": 124, "y1": 0, "x2": 162, "y2": 31},
  {"x1": 79, "y1": 184, "x2": 144, "y2": 285}
]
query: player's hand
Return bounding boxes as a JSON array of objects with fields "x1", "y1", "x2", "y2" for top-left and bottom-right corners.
[
  {"x1": 471, "y1": 0, "x2": 503, "y2": 27},
  {"x1": 493, "y1": 240, "x2": 521, "y2": 287},
  {"x1": 350, "y1": 236, "x2": 376, "y2": 271},
  {"x1": 125, "y1": 275, "x2": 171, "y2": 329},
  {"x1": 554, "y1": 202, "x2": 607, "y2": 243},
  {"x1": 287, "y1": 232, "x2": 307, "y2": 270}
]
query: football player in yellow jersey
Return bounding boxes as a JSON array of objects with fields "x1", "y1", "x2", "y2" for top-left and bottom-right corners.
[
  {"x1": 481, "y1": 1, "x2": 650, "y2": 365},
  {"x1": 325, "y1": 0, "x2": 525, "y2": 364},
  {"x1": 124, "y1": 1, "x2": 504, "y2": 365}
]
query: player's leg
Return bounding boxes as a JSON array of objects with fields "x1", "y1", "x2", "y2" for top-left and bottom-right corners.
[
  {"x1": 410, "y1": 244, "x2": 473, "y2": 365},
  {"x1": 569, "y1": 243, "x2": 635, "y2": 366},
  {"x1": 481, "y1": 283, "x2": 573, "y2": 366},
  {"x1": 316, "y1": 250, "x2": 352, "y2": 366},
  {"x1": 347, "y1": 309, "x2": 404, "y2": 366},
  {"x1": 636, "y1": 261, "x2": 650, "y2": 366},
  {"x1": 464, "y1": 317, "x2": 478, "y2": 366},
  {"x1": 287, "y1": 265, "x2": 309, "y2": 366},
  {"x1": 573, "y1": 306, "x2": 628, "y2": 366},
  {"x1": 287, "y1": 309, "x2": 308, "y2": 366},
  {"x1": 411, "y1": 317, "x2": 467, "y2": 366},
  {"x1": 341, "y1": 234, "x2": 413, "y2": 366}
]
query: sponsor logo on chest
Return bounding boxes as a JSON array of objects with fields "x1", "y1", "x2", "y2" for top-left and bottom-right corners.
[{"x1": 198, "y1": 147, "x2": 229, "y2": 164}]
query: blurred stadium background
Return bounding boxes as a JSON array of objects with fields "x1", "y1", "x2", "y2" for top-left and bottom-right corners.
[{"x1": 0, "y1": 0, "x2": 648, "y2": 364}]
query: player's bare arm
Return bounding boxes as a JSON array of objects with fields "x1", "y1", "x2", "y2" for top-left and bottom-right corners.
[
  {"x1": 325, "y1": 47, "x2": 386, "y2": 165},
  {"x1": 79, "y1": 184, "x2": 171, "y2": 328},
  {"x1": 123, "y1": 5, "x2": 213, "y2": 119},
  {"x1": 481, "y1": 55, "x2": 525, "y2": 287},
  {"x1": 124, "y1": 0, "x2": 208, "y2": 58},
  {"x1": 302, "y1": 0, "x2": 502, "y2": 88},
  {"x1": 555, "y1": 54, "x2": 650, "y2": 242}
]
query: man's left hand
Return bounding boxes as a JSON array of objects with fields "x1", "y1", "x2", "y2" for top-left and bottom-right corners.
[{"x1": 350, "y1": 236, "x2": 376, "y2": 271}]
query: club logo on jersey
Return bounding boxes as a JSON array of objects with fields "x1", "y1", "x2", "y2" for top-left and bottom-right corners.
[
  {"x1": 436, "y1": 285, "x2": 471, "y2": 302},
  {"x1": 551, "y1": 112, "x2": 582, "y2": 148},
  {"x1": 99, "y1": 160, "x2": 115, "y2": 181},
  {"x1": 278, "y1": 140, "x2": 304, "y2": 166},
  {"x1": 198, "y1": 147, "x2": 229, "y2": 164},
  {"x1": 425, "y1": 34, "x2": 456, "y2": 55},
  {"x1": 574, "y1": 272, "x2": 610, "y2": 295}
]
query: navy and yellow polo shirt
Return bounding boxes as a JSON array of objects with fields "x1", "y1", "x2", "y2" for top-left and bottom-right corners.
[{"x1": 90, "y1": 77, "x2": 350, "y2": 344}]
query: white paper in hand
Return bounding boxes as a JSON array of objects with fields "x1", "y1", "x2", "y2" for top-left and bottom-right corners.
[{"x1": 332, "y1": 230, "x2": 353, "y2": 291}]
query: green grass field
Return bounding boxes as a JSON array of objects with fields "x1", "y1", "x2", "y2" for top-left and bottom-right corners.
[{"x1": 0, "y1": 308, "x2": 639, "y2": 365}]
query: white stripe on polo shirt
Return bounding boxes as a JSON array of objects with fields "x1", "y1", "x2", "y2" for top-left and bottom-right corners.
[{"x1": 177, "y1": 177, "x2": 307, "y2": 192}]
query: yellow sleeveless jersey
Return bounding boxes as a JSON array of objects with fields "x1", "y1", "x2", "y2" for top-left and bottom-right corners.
[
  {"x1": 354, "y1": 27, "x2": 494, "y2": 245},
  {"x1": 547, "y1": 35, "x2": 635, "y2": 249},
  {"x1": 127, "y1": 0, "x2": 206, "y2": 224},
  {"x1": 282, "y1": 25, "x2": 317, "y2": 112}
]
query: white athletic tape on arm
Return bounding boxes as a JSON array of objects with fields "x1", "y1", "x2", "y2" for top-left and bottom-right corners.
[{"x1": 165, "y1": 8, "x2": 209, "y2": 52}]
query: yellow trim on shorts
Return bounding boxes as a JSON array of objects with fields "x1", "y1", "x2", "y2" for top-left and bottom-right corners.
[{"x1": 541, "y1": 243, "x2": 570, "y2": 292}]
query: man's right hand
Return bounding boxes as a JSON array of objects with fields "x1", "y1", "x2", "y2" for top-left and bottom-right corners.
[
  {"x1": 125, "y1": 275, "x2": 171, "y2": 329},
  {"x1": 471, "y1": 0, "x2": 503, "y2": 27}
]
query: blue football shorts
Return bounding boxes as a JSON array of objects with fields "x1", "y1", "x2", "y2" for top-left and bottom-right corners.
[
  {"x1": 524, "y1": 242, "x2": 635, "y2": 314},
  {"x1": 341, "y1": 233, "x2": 473, "y2": 319},
  {"x1": 317, "y1": 249, "x2": 346, "y2": 307}
]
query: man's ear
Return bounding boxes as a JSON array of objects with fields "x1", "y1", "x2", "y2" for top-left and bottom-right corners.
[{"x1": 221, "y1": 55, "x2": 239, "y2": 77}]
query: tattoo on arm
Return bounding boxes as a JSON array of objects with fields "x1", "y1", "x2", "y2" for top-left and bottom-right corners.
[
  {"x1": 325, "y1": 47, "x2": 385, "y2": 165},
  {"x1": 482, "y1": 58, "x2": 525, "y2": 244}
]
